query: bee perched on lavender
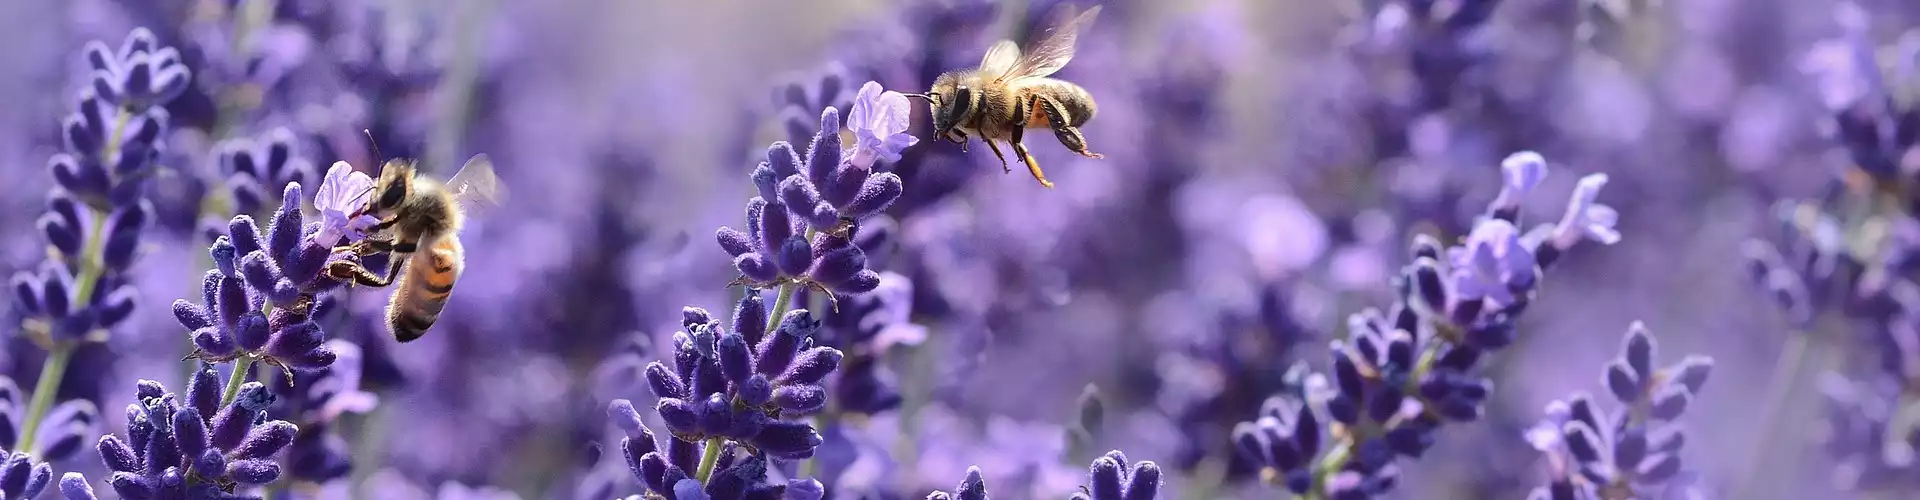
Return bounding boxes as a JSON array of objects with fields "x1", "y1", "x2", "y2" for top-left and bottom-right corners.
[
  {"x1": 906, "y1": 4, "x2": 1105, "y2": 189},
  {"x1": 323, "y1": 154, "x2": 505, "y2": 342}
]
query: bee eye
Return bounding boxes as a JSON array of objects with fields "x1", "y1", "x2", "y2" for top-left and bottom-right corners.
[{"x1": 378, "y1": 185, "x2": 406, "y2": 209}]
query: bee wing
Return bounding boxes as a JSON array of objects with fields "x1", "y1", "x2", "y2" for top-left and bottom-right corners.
[
  {"x1": 997, "y1": 4, "x2": 1103, "y2": 82},
  {"x1": 979, "y1": 39, "x2": 1022, "y2": 77},
  {"x1": 445, "y1": 154, "x2": 506, "y2": 220}
]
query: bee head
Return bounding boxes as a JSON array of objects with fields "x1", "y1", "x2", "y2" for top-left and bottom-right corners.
[
  {"x1": 909, "y1": 73, "x2": 968, "y2": 139},
  {"x1": 363, "y1": 159, "x2": 417, "y2": 218}
]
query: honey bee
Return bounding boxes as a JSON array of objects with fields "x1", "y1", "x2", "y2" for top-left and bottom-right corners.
[
  {"x1": 906, "y1": 4, "x2": 1105, "y2": 189},
  {"x1": 325, "y1": 154, "x2": 503, "y2": 343}
]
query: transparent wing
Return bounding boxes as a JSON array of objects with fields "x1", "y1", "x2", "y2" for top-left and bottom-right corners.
[
  {"x1": 445, "y1": 154, "x2": 506, "y2": 220},
  {"x1": 979, "y1": 39, "x2": 1022, "y2": 77},
  {"x1": 999, "y1": 4, "x2": 1102, "y2": 82}
]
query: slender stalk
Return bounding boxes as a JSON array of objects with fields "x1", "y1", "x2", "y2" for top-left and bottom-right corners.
[
  {"x1": 766, "y1": 283, "x2": 798, "y2": 333},
  {"x1": 18, "y1": 109, "x2": 130, "y2": 453},
  {"x1": 15, "y1": 345, "x2": 75, "y2": 453},
  {"x1": 1726, "y1": 331, "x2": 1813, "y2": 499},
  {"x1": 695, "y1": 437, "x2": 726, "y2": 482},
  {"x1": 221, "y1": 357, "x2": 257, "y2": 407}
]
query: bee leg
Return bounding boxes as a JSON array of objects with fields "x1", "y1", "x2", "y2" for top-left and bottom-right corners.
[
  {"x1": 1010, "y1": 141, "x2": 1054, "y2": 189},
  {"x1": 325, "y1": 256, "x2": 405, "y2": 288},
  {"x1": 983, "y1": 139, "x2": 1013, "y2": 174},
  {"x1": 1037, "y1": 95, "x2": 1103, "y2": 159}
]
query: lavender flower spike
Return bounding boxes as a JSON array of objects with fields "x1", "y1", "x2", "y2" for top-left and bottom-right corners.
[
  {"x1": 0, "y1": 375, "x2": 101, "y2": 463},
  {"x1": 0, "y1": 450, "x2": 54, "y2": 500},
  {"x1": 177, "y1": 175, "x2": 370, "y2": 372},
  {"x1": 1071, "y1": 450, "x2": 1163, "y2": 500},
  {"x1": 1526, "y1": 322, "x2": 1714, "y2": 499},
  {"x1": 847, "y1": 81, "x2": 920, "y2": 168},
  {"x1": 96, "y1": 367, "x2": 299, "y2": 498},
  {"x1": 925, "y1": 466, "x2": 990, "y2": 500}
]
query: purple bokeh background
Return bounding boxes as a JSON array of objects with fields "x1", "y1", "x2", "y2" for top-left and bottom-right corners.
[{"x1": 2, "y1": 0, "x2": 1910, "y2": 498}]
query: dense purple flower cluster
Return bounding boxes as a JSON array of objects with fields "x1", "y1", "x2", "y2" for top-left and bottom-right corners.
[
  {"x1": 1523, "y1": 323, "x2": 1714, "y2": 499},
  {"x1": 1231, "y1": 151, "x2": 1618, "y2": 498},
  {"x1": 719, "y1": 99, "x2": 906, "y2": 297},
  {"x1": 11, "y1": 27, "x2": 185, "y2": 345},
  {"x1": 20, "y1": 1, "x2": 1920, "y2": 498},
  {"x1": 199, "y1": 128, "x2": 318, "y2": 239},
  {"x1": 174, "y1": 178, "x2": 354, "y2": 372},
  {"x1": 92, "y1": 367, "x2": 299, "y2": 498}
]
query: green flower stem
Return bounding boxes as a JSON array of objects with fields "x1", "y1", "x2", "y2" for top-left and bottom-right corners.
[
  {"x1": 15, "y1": 345, "x2": 75, "y2": 454},
  {"x1": 221, "y1": 357, "x2": 257, "y2": 407},
  {"x1": 17, "y1": 108, "x2": 131, "y2": 454},
  {"x1": 695, "y1": 437, "x2": 726, "y2": 483}
]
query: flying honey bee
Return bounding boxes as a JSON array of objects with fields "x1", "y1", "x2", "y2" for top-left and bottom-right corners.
[
  {"x1": 326, "y1": 153, "x2": 503, "y2": 343},
  {"x1": 905, "y1": 4, "x2": 1105, "y2": 189}
]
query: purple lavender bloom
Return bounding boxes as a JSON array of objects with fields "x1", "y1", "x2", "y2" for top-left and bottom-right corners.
[
  {"x1": 606, "y1": 400, "x2": 793, "y2": 499},
  {"x1": 718, "y1": 98, "x2": 912, "y2": 298},
  {"x1": 208, "y1": 128, "x2": 319, "y2": 222},
  {"x1": 1524, "y1": 322, "x2": 1714, "y2": 499},
  {"x1": 0, "y1": 448, "x2": 54, "y2": 500},
  {"x1": 174, "y1": 180, "x2": 355, "y2": 371},
  {"x1": 310, "y1": 162, "x2": 380, "y2": 246},
  {"x1": 923, "y1": 466, "x2": 989, "y2": 500},
  {"x1": 1069, "y1": 451, "x2": 1161, "y2": 500},
  {"x1": 816, "y1": 271, "x2": 923, "y2": 417},
  {"x1": 0, "y1": 375, "x2": 100, "y2": 464},
  {"x1": 269, "y1": 340, "x2": 377, "y2": 485},
  {"x1": 11, "y1": 28, "x2": 188, "y2": 345},
  {"x1": 96, "y1": 367, "x2": 299, "y2": 498},
  {"x1": 646, "y1": 302, "x2": 839, "y2": 460},
  {"x1": 1233, "y1": 151, "x2": 1621, "y2": 498},
  {"x1": 846, "y1": 81, "x2": 920, "y2": 168},
  {"x1": 59, "y1": 472, "x2": 100, "y2": 500},
  {"x1": 1487, "y1": 151, "x2": 1547, "y2": 221},
  {"x1": 774, "y1": 63, "x2": 856, "y2": 146}
]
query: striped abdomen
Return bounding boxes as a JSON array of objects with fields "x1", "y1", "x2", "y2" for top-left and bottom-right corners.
[
  {"x1": 386, "y1": 236, "x2": 465, "y2": 342},
  {"x1": 1018, "y1": 78, "x2": 1097, "y2": 129}
]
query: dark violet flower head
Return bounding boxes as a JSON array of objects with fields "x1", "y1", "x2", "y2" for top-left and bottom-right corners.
[
  {"x1": 59, "y1": 472, "x2": 100, "y2": 500},
  {"x1": 646, "y1": 299, "x2": 840, "y2": 460},
  {"x1": 774, "y1": 62, "x2": 856, "y2": 146},
  {"x1": 0, "y1": 449, "x2": 54, "y2": 500},
  {"x1": 817, "y1": 270, "x2": 923, "y2": 417},
  {"x1": 96, "y1": 367, "x2": 300, "y2": 498},
  {"x1": 718, "y1": 94, "x2": 913, "y2": 298},
  {"x1": 11, "y1": 28, "x2": 189, "y2": 346},
  {"x1": 84, "y1": 28, "x2": 192, "y2": 113},
  {"x1": 174, "y1": 180, "x2": 357, "y2": 372},
  {"x1": 924, "y1": 466, "x2": 989, "y2": 500},
  {"x1": 270, "y1": 340, "x2": 377, "y2": 485},
  {"x1": 1524, "y1": 322, "x2": 1714, "y2": 500},
  {"x1": 1069, "y1": 450, "x2": 1162, "y2": 500},
  {"x1": 606, "y1": 400, "x2": 795, "y2": 499},
  {"x1": 210, "y1": 127, "x2": 319, "y2": 220},
  {"x1": 0, "y1": 375, "x2": 101, "y2": 464},
  {"x1": 1233, "y1": 151, "x2": 1622, "y2": 498}
]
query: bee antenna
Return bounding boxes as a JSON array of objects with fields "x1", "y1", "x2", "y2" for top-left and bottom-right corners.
[
  {"x1": 900, "y1": 93, "x2": 932, "y2": 101},
  {"x1": 363, "y1": 129, "x2": 383, "y2": 161}
]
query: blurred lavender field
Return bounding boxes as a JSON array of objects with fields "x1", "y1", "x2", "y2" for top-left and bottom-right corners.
[{"x1": 8, "y1": 0, "x2": 1920, "y2": 498}]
